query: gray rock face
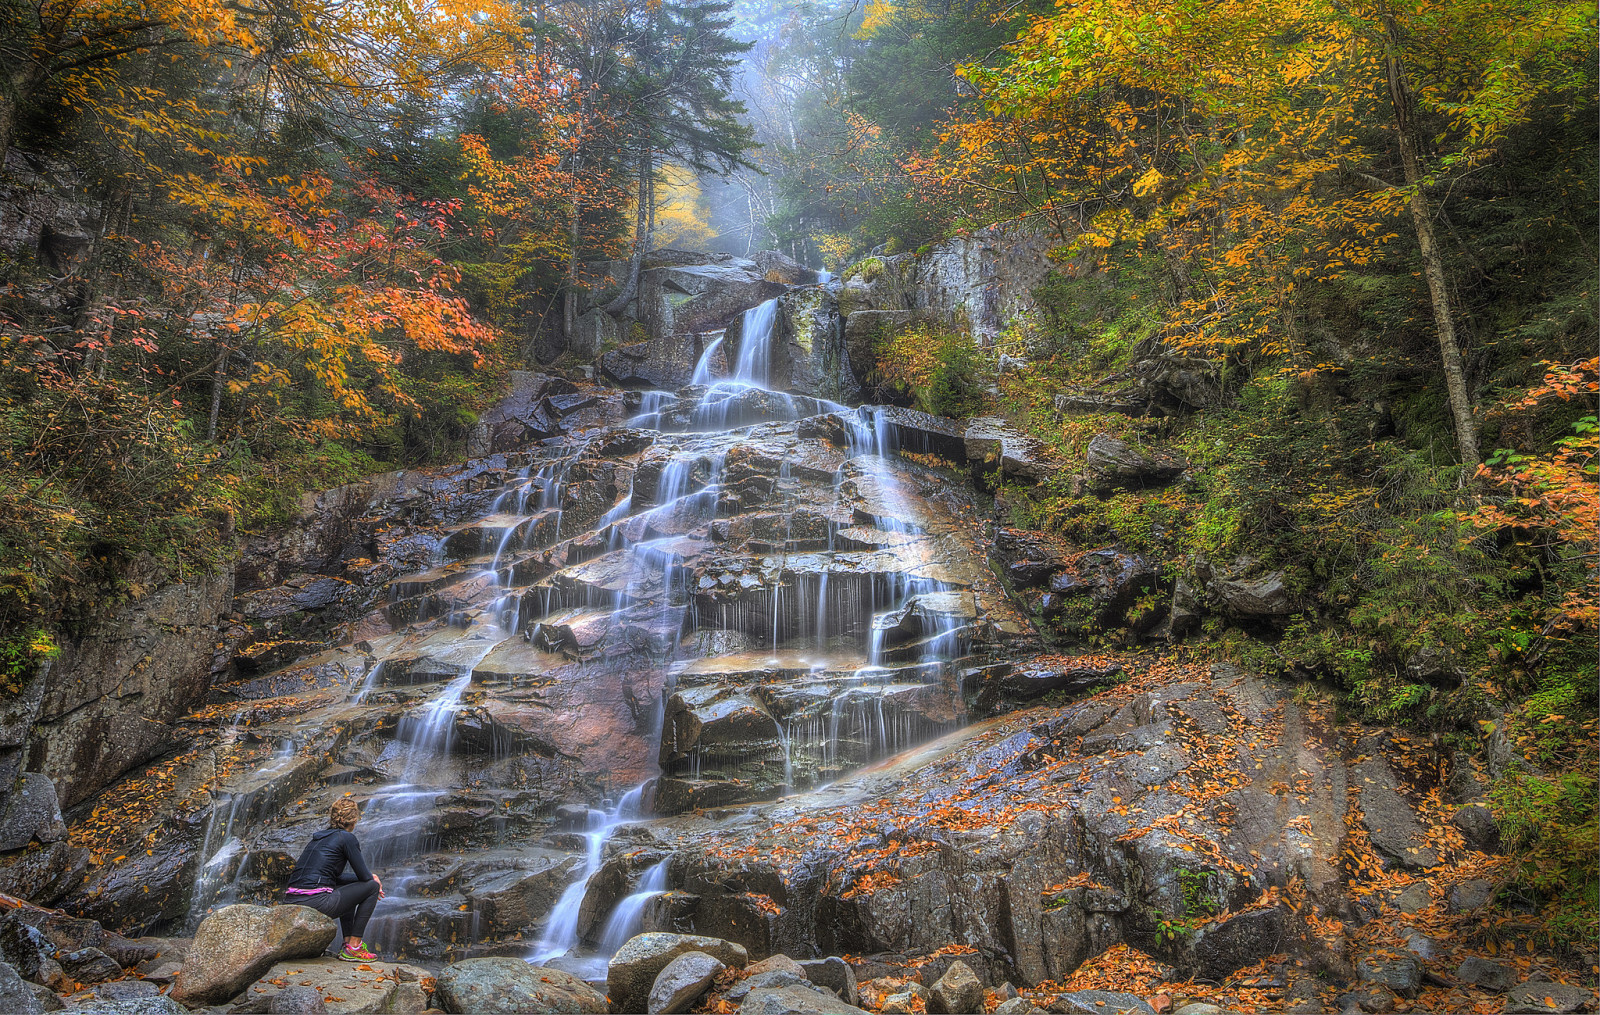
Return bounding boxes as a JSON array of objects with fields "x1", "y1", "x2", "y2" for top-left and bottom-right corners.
[
  {"x1": 25, "y1": 572, "x2": 234, "y2": 811},
  {"x1": 436, "y1": 957, "x2": 607, "y2": 1015},
  {"x1": 927, "y1": 960, "x2": 983, "y2": 1014},
  {"x1": 0, "y1": 960, "x2": 45, "y2": 1015},
  {"x1": 740, "y1": 983, "x2": 868, "y2": 1015},
  {"x1": 839, "y1": 219, "x2": 1055, "y2": 348},
  {"x1": 170, "y1": 904, "x2": 337, "y2": 1007},
  {"x1": 1456, "y1": 955, "x2": 1516, "y2": 992},
  {"x1": 778, "y1": 287, "x2": 857, "y2": 403},
  {"x1": 648, "y1": 950, "x2": 725, "y2": 1014},
  {"x1": 609, "y1": 933, "x2": 749, "y2": 1015},
  {"x1": 1352, "y1": 748, "x2": 1442, "y2": 869},
  {"x1": 0, "y1": 774, "x2": 65, "y2": 851}
]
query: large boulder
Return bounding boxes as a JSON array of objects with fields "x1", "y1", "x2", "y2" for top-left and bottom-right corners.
[
  {"x1": 170, "y1": 904, "x2": 337, "y2": 1007},
  {"x1": 0, "y1": 775, "x2": 66, "y2": 852},
  {"x1": 608, "y1": 933, "x2": 749, "y2": 1015},
  {"x1": 436, "y1": 957, "x2": 606, "y2": 1015},
  {"x1": 647, "y1": 950, "x2": 725, "y2": 1014}
]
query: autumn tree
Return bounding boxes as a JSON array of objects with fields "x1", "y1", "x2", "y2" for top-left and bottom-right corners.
[{"x1": 915, "y1": 0, "x2": 1592, "y2": 472}]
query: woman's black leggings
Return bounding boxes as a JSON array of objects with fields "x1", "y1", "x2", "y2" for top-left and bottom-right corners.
[{"x1": 289, "y1": 880, "x2": 379, "y2": 941}]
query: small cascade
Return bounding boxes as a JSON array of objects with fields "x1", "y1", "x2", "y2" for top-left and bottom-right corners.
[
  {"x1": 690, "y1": 338, "x2": 724, "y2": 386},
  {"x1": 187, "y1": 738, "x2": 300, "y2": 927},
  {"x1": 596, "y1": 859, "x2": 670, "y2": 954},
  {"x1": 530, "y1": 788, "x2": 648, "y2": 968},
  {"x1": 397, "y1": 674, "x2": 470, "y2": 781}
]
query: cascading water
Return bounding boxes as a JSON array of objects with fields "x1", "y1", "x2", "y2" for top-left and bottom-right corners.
[{"x1": 529, "y1": 787, "x2": 648, "y2": 973}]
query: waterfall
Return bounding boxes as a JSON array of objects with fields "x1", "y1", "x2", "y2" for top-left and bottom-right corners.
[{"x1": 731, "y1": 298, "x2": 779, "y2": 385}]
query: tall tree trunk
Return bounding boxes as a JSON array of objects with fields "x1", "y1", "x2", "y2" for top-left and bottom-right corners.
[
  {"x1": 207, "y1": 348, "x2": 228, "y2": 441},
  {"x1": 563, "y1": 89, "x2": 586, "y2": 340},
  {"x1": 603, "y1": 148, "x2": 652, "y2": 316},
  {"x1": 1381, "y1": 12, "x2": 1479, "y2": 478}
]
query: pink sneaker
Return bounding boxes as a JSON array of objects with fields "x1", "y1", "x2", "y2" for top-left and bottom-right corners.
[{"x1": 339, "y1": 941, "x2": 377, "y2": 962}]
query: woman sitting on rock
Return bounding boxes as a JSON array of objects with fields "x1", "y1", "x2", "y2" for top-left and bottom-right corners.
[{"x1": 285, "y1": 797, "x2": 385, "y2": 961}]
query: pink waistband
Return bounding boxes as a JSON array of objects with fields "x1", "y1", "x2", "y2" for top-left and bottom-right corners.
[{"x1": 285, "y1": 887, "x2": 334, "y2": 895}]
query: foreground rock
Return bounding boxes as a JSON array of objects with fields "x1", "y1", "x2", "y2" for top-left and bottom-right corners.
[
  {"x1": 436, "y1": 957, "x2": 606, "y2": 1015},
  {"x1": 171, "y1": 904, "x2": 337, "y2": 1007},
  {"x1": 647, "y1": 950, "x2": 725, "y2": 1014},
  {"x1": 223, "y1": 957, "x2": 431, "y2": 1015},
  {"x1": 928, "y1": 960, "x2": 982, "y2": 1014},
  {"x1": 740, "y1": 982, "x2": 869, "y2": 1015},
  {"x1": 609, "y1": 933, "x2": 749, "y2": 1014}
]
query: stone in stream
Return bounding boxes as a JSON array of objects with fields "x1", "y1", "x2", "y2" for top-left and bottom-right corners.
[
  {"x1": 170, "y1": 904, "x2": 337, "y2": 1007},
  {"x1": 608, "y1": 933, "x2": 749, "y2": 1015},
  {"x1": 435, "y1": 957, "x2": 606, "y2": 1015},
  {"x1": 647, "y1": 950, "x2": 725, "y2": 1014}
]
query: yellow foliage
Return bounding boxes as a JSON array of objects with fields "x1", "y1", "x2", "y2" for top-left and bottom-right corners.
[{"x1": 652, "y1": 165, "x2": 716, "y2": 250}]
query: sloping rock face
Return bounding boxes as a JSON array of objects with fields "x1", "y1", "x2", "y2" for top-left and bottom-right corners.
[
  {"x1": 20, "y1": 571, "x2": 234, "y2": 814},
  {"x1": 653, "y1": 662, "x2": 1364, "y2": 982}
]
